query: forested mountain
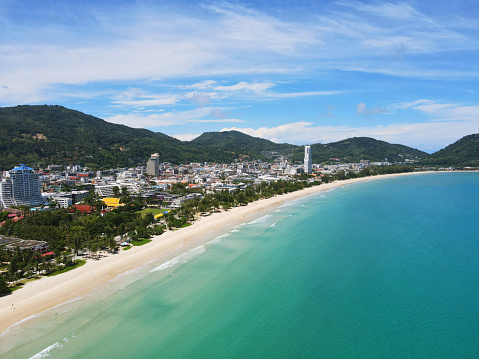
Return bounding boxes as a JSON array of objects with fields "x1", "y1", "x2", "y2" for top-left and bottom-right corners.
[
  {"x1": 190, "y1": 130, "x2": 296, "y2": 159},
  {"x1": 0, "y1": 105, "x2": 238, "y2": 169},
  {"x1": 289, "y1": 137, "x2": 428, "y2": 163},
  {"x1": 422, "y1": 134, "x2": 479, "y2": 167},
  {"x1": 0, "y1": 105, "x2": 478, "y2": 169}
]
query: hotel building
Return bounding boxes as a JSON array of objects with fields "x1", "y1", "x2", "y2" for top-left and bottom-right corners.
[
  {"x1": 146, "y1": 153, "x2": 160, "y2": 177},
  {"x1": 0, "y1": 164, "x2": 43, "y2": 208},
  {"x1": 304, "y1": 146, "x2": 312, "y2": 173}
]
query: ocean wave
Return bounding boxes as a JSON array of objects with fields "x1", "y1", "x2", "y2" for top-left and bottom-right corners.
[
  {"x1": 206, "y1": 233, "x2": 231, "y2": 245},
  {"x1": 29, "y1": 341, "x2": 62, "y2": 359},
  {"x1": 231, "y1": 222, "x2": 246, "y2": 229},
  {"x1": 29, "y1": 332, "x2": 78, "y2": 359},
  {"x1": 278, "y1": 198, "x2": 302, "y2": 208},
  {"x1": 247, "y1": 214, "x2": 272, "y2": 225},
  {"x1": 269, "y1": 222, "x2": 277, "y2": 228},
  {"x1": 150, "y1": 245, "x2": 206, "y2": 272}
]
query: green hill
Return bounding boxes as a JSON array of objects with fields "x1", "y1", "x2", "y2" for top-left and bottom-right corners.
[
  {"x1": 2, "y1": 105, "x2": 478, "y2": 170},
  {"x1": 190, "y1": 130, "x2": 296, "y2": 160},
  {"x1": 423, "y1": 134, "x2": 479, "y2": 167},
  {"x1": 290, "y1": 137, "x2": 428, "y2": 163},
  {"x1": 0, "y1": 105, "x2": 227, "y2": 169}
]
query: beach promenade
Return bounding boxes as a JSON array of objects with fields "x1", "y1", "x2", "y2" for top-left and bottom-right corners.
[{"x1": 0, "y1": 172, "x2": 426, "y2": 334}]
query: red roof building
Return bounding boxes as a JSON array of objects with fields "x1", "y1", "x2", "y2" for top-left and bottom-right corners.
[{"x1": 71, "y1": 204, "x2": 95, "y2": 213}]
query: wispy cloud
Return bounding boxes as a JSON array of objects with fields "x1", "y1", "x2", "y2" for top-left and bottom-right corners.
[
  {"x1": 1, "y1": 1, "x2": 478, "y2": 153},
  {"x1": 105, "y1": 107, "x2": 214, "y2": 128},
  {"x1": 1, "y1": 0, "x2": 476, "y2": 106},
  {"x1": 213, "y1": 81, "x2": 275, "y2": 93},
  {"x1": 171, "y1": 133, "x2": 202, "y2": 141},
  {"x1": 393, "y1": 99, "x2": 479, "y2": 120},
  {"x1": 356, "y1": 102, "x2": 389, "y2": 116},
  {"x1": 222, "y1": 119, "x2": 478, "y2": 152},
  {"x1": 190, "y1": 118, "x2": 243, "y2": 123},
  {"x1": 104, "y1": 106, "x2": 242, "y2": 128}
]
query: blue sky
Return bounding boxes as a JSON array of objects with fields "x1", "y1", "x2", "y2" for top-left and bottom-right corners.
[{"x1": 1, "y1": 0, "x2": 478, "y2": 152}]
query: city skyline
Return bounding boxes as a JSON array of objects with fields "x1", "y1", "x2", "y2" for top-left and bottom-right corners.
[{"x1": 1, "y1": 1, "x2": 478, "y2": 152}]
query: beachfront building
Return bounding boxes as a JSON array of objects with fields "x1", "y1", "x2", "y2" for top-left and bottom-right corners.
[
  {"x1": 0, "y1": 164, "x2": 43, "y2": 208},
  {"x1": 304, "y1": 146, "x2": 312, "y2": 173},
  {"x1": 94, "y1": 181, "x2": 143, "y2": 198},
  {"x1": 147, "y1": 153, "x2": 160, "y2": 177},
  {"x1": 4, "y1": 238, "x2": 49, "y2": 253}
]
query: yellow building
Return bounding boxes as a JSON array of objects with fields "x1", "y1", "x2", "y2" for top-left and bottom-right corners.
[{"x1": 102, "y1": 197, "x2": 123, "y2": 209}]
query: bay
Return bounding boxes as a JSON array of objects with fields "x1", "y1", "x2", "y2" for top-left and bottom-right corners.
[{"x1": 2, "y1": 172, "x2": 479, "y2": 358}]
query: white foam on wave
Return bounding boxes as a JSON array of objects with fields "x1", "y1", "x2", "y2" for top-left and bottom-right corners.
[
  {"x1": 29, "y1": 332, "x2": 78, "y2": 359},
  {"x1": 274, "y1": 209, "x2": 283, "y2": 212},
  {"x1": 206, "y1": 232, "x2": 231, "y2": 245},
  {"x1": 278, "y1": 198, "x2": 302, "y2": 208},
  {"x1": 2, "y1": 295, "x2": 87, "y2": 338},
  {"x1": 150, "y1": 245, "x2": 206, "y2": 272},
  {"x1": 107, "y1": 259, "x2": 161, "y2": 290},
  {"x1": 231, "y1": 222, "x2": 246, "y2": 229},
  {"x1": 29, "y1": 341, "x2": 62, "y2": 359},
  {"x1": 269, "y1": 222, "x2": 277, "y2": 228},
  {"x1": 247, "y1": 214, "x2": 272, "y2": 225}
]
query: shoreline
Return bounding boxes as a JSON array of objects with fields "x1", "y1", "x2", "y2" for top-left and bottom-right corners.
[{"x1": 0, "y1": 171, "x2": 444, "y2": 334}]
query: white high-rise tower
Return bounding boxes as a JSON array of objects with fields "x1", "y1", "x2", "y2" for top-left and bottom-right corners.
[
  {"x1": 146, "y1": 153, "x2": 160, "y2": 177},
  {"x1": 0, "y1": 164, "x2": 43, "y2": 208},
  {"x1": 304, "y1": 145, "x2": 312, "y2": 173}
]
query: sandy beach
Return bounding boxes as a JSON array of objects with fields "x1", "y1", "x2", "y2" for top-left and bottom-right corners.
[{"x1": 0, "y1": 172, "x2": 430, "y2": 334}]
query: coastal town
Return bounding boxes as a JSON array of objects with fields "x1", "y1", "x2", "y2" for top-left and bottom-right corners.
[{"x1": 0, "y1": 146, "x2": 423, "y2": 295}]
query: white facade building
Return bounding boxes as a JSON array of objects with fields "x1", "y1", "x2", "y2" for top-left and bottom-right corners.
[
  {"x1": 304, "y1": 146, "x2": 312, "y2": 173},
  {"x1": 0, "y1": 164, "x2": 43, "y2": 208},
  {"x1": 95, "y1": 181, "x2": 142, "y2": 198},
  {"x1": 147, "y1": 153, "x2": 160, "y2": 177}
]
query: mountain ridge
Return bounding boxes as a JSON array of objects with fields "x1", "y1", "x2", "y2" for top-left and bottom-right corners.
[{"x1": 0, "y1": 105, "x2": 477, "y2": 169}]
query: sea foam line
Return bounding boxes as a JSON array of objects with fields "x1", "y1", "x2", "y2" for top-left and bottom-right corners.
[
  {"x1": 247, "y1": 214, "x2": 271, "y2": 225},
  {"x1": 150, "y1": 245, "x2": 206, "y2": 272},
  {"x1": 206, "y1": 232, "x2": 231, "y2": 245},
  {"x1": 29, "y1": 332, "x2": 78, "y2": 359},
  {"x1": 29, "y1": 341, "x2": 63, "y2": 359}
]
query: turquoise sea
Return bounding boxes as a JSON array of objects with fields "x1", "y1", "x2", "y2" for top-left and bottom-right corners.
[{"x1": 1, "y1": 172, "x2": 479, "y2": 358}]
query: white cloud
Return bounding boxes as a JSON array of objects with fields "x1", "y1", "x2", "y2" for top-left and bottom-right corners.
[
  {"x1": 103, "y1": 106, "x2": 242, "y2": 128},
  {"x1": 214, "y1": 81, "x2": 275, "y2": 93},
  {"x1": 188, "y1": 93, "x2": 213, "y2": 107},
  {"x1": 181, "y1": 80, "x2": 217, "y2": 90},
  {"x1": 0, "y1": 1, "x2": 476, "y2": 106},
  {"x1": 190, "y1": 118, "x2": 243, "y2": 123},
  {"x1": 171, "y1": 133, "x2": 201, "y2": 141},
  {"x1": 206, "y1": 3, "x2": 319, "y2": 53},
  {"x1": 348, "y1": 2, "x2": 427, "y2": 21},
  {"x1": 222, "y1": 118, "x2": 479, "y2": 152},
  {"x1": 112, "y1": 96, "x2": 179, "y2": 107},
  {"x1": 356, "y1": 102, "x2": 389, "y2": 115},
  {"x1": 105, "y1": 107, "x2": 215, "y2": 128},
  {"x1": 266, "y1": 90, "x2": 344, "y2": 98},
  {"x1": 393, "y1": 99, "x2": 479, "y2": 120}
]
